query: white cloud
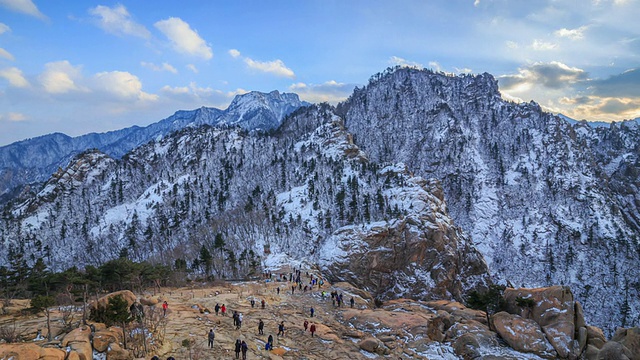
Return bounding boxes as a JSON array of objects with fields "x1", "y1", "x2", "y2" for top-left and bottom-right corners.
[
  {"x1": 154, "y1": 17, "x2": 212, "y2": 60},
  {"x1": 499, "y1": 61, "x2": 587, "y2": 91},
  {"x1": 554, "y1": 26, "x2": 589, "y2": 40},
  {"x1": 186, "y1": 64, "x2": 198, "y2": 73},
  {"x1": 428, "y1": 61, "x2": 443, "y2": 71},
  {"x1": 0, "y1": 23, "x2": 10, "y2": 35},
  {"x1": 531, "y1": 39, "x2": 558, "y2": 51},
  {"x1": 0, "y1": 112, "x2": 27, "y2": 122},
  {"x1": 389, "y1": 56, "x2": 422, "y2": 69},
  {"x1": 141, "y1": 61, "x2": 178, "y2": 74},
  {"x1": 243, "y1": 57, "x2": 295, "y2": 78},
  {"x1": 0, "y1": 67, "x2": 29, "y2": 87},
  {"x1": 228, "y1": 49, "x2": 294, "y2": 78},
  {"x1": 39, "y1": 61, "x2": 85, "y2": 94},
  {"x1": 0, "y1": 48, "x2": 14, "y2": 61},
  {"x1": 92, "y1": 71, "x2": 158, "y2": 102},
  {"x1": 289, "y1": 80, "x2": 354, "y2": 104},
  {"x1": 474, "y1": 0, "x2": 481, "y2": 6},
  {"x1": 0, "y1": 0, "x2": 46, "y2": 20},
  {"x1": 89, "y1": 4, "x2": 151, "y2": 39}
]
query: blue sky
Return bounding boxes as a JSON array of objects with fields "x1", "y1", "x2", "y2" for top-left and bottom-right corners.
[{"x1": 0, "y1": 0, "x2": 638, "y2": 146}]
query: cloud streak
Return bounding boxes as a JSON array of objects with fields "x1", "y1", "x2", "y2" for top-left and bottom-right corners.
[
  {"x1": 89, "y1": 4, "x2": 151, "y2": 39},
  {"x1": 229, "y1": 49, "x2": 295, "y2": 78},
  {"x1": 0, "y1": 0, "x2": 46, "y2": 20},
  {"x1": 155, "y1": 18, "x2": 212, "y2": 60}
]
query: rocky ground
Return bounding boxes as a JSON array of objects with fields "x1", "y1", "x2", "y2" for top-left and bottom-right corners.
[{"x1": 1, "y1": 267, "x2": 639, "y2": 359}]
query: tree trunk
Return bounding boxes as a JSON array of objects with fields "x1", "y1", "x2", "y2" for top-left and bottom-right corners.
[{"x1": 46, "y1": 309, "x2": 52, "y2": 341}]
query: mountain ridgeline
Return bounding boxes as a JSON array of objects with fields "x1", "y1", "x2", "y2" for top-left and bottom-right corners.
[
  {"x1": 1, "y1": 67, "x2": 639, "y2": 333},
  {"x1": 0, "y1": 90, "x2": 309, "y2": 202}
]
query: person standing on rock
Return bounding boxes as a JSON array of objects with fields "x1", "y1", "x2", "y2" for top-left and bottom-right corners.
[
  {"x1": 277, "y1": 321, "x2": 285, "y2": 336},
  {"x1": 350, "y1": 297, "x2": 355, "y2": 308},
  {"x1": 261, "y1": 299, "x2": 265, "y2": 309},
  {"x1": 310, "y1": 307, "x2": 314, "y2": 317},
  {"x1": 303, "y1": 319, "x2": 309, "y2": 331},
  {"x1": 310, "y1": 323, "x2": 317, "y2": 337},
  {"x1": 221, "y1": 304, "x2": 226, "y2": 316},
  {"x1": 207, "y1": 328, "x2": 215, "y2": 348},
  {"x1": 234, "y1": 339, "x2": 242, "y2": 359},
  {"x1": 250, "y1": 298, "x2": 255, "y2": 308},
  {"x1": 258, "y1": 319, "x2": 264, "y2": 334},
  {"x1": 237, "y1": 312, "x2": 243, "y2": 330},
  {"x1": 233, "y1": 311, "x2": 239, "y2": 327},
  {"x1": 214, "y1": 303, "x2": 220, "y2": 316},
  {"x1": 162, "y1": 301, "x2": 168, "y2": 317},
  {"x1": 277, "y1": 287, "x2": 280, "y2": 295},
  {"x1": 241, "y1": 340, "x2": 248, "y2": 360}
]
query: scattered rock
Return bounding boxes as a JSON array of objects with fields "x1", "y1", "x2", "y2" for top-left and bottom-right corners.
[
  {"x1": 597, "y1": 341, "x2": 633, "y2": 360},
  {"x1": 587, "y1": 325, "x2": 607, "y2": 349},
  {"x1": 92, "y1": 290, "x2": 137, "y2": 310}
]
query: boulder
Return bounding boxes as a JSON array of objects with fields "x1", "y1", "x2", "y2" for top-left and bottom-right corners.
[
  {"x1": 491, "y1": 311, "x2": 557, "y2": 358},
  {"x1": 445, "y1": 319, "x2": 499, "y2": 348},
  {"x1": 612, "y1": 327, "x2": 640, "y2": 360},
  {"x1": 359, "y1": 337, "x2": 381, "y2": 353},
  {"x1": 92, "y1": 290, "x2": 137, "y2": 310},
  {"x1": 139, "y1": 296, "x2": 159, "y2": 306},
  {"x1": 504, "y1": 286, "x2": 575, "y2": 357},
  {"x1": 107, "y1": 342, "x2": 132, "y2": 360},
  {"x1": 583, "y1": 344, "x2": 600, "y2": 360},
  {"x1": 61, "y1": 325, "x2": 93, "y2": 360},
  {"x1": 452, "y1": 333, "x2": 481, "y2": 360},
  {"x1": 0, "y1": 344, "x2": 66, "y2": 360},
  {"x1": 587, "y1": 325, "x2": 607, "y2": 349},
  {"x1": 597, "y1": 341, "x2": 633, "y2": 360},
  {"x1": 93, "y1": 327, "x2": 123, "y2": 353}
]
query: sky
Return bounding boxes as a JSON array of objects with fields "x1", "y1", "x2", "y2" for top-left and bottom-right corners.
[{"x1": 0, "y1": 0, "x2": 639, "y2": 146}]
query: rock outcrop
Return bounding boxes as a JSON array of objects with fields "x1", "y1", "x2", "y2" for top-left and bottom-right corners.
[{"x1": 320, "y1": 174, "x2": 490, "y2": 303}]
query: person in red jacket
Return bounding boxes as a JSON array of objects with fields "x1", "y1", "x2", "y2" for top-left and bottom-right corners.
[
  {"x1": 221, "y1": 304, "x2": 226, "y2": 316},
  {"x1": 162, "y1": 301, "x2": 168, "y2": 317},
  {"x1": 310, "y1": 323, "x2": 317, "y2": 337}
]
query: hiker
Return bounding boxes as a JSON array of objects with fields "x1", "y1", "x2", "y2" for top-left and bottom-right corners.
[
  {"x1": 277, "y1": 321, "x2": 285, "y2": 336},
  {"x1": 237, "y1": 312, "x2": 243, "y2": 329},
  {"x1": 310, "y1": 323, "x2": 317, "y2": 337},
  {"x1": 234, "y1": 339, "x2": 242, "y2": 359},
  {"x1": 214, "y1": 303, "x2": 220, "y2": 315},
  {"x1": 266, "y1": 334, "x2": 274, "y2": 350},
  {"x1": 350, "y1": 297, "x2": 355, "y2": 308},
  {"x1": 250, "y1": 299, "x2": 255, "y2": 308},
  {"x1": 291, "y1": 285, "x2": 295, "y2": 295},
  {"x1": 258, "y1": 319, "x2": 264, "y2": 334},
  {"x1": 277, "y1": 287, "x2": 280, "y2": 295},
  {"x1": 233, "y1": 311, "x2": 239, "y2": 327},
  {"x1": 221, "y1": 304, "x2": 226, "y2": 316},
  {"x1": 310, "y1": 307, "x2": 314, "y2": 317},
  {"x1": 303, "y1": 319, "x2": 309, "y2": 331},
  {"x1": 162, "y1": 301, "x2": 168, "y2": 317},
  {"x1": 207, "y1": 329, "x2": 215, "y2": 348},
  {"x1": 241, "y1": 340, "x2": 248, "y2": 360},
  {"x1": 261, "y1": 299, "x2": 266, "y2": 309}
]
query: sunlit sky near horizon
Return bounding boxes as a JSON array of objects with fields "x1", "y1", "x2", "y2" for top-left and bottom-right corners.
[{"x1": 0, "y1": 0, "x2": 639, "y2": 146}]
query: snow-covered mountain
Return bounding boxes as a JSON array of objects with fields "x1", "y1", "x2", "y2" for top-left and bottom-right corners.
[
  {"x1": 1, "y1": 67, "x2": 638, "y2": 333},
  {"x1": 0, "y1": 91, "x2": 309, "y2": 201},
  {"x1": 337, "y1": 66, "x2": 640, "y2": 332}
]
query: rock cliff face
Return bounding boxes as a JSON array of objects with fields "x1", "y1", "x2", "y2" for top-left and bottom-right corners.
[{"x1": 320, "y1": 173, "x2": 490, "y2": 302}]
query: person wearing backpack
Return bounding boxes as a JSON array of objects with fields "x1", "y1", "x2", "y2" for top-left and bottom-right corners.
[{"x1": 234, "y1": 339, "x2": 242, "y2": 359}]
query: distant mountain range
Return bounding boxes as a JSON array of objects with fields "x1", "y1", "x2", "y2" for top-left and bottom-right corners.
[{"x1": 0, "y1": 90, "x2": 309, "y2": 202}]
